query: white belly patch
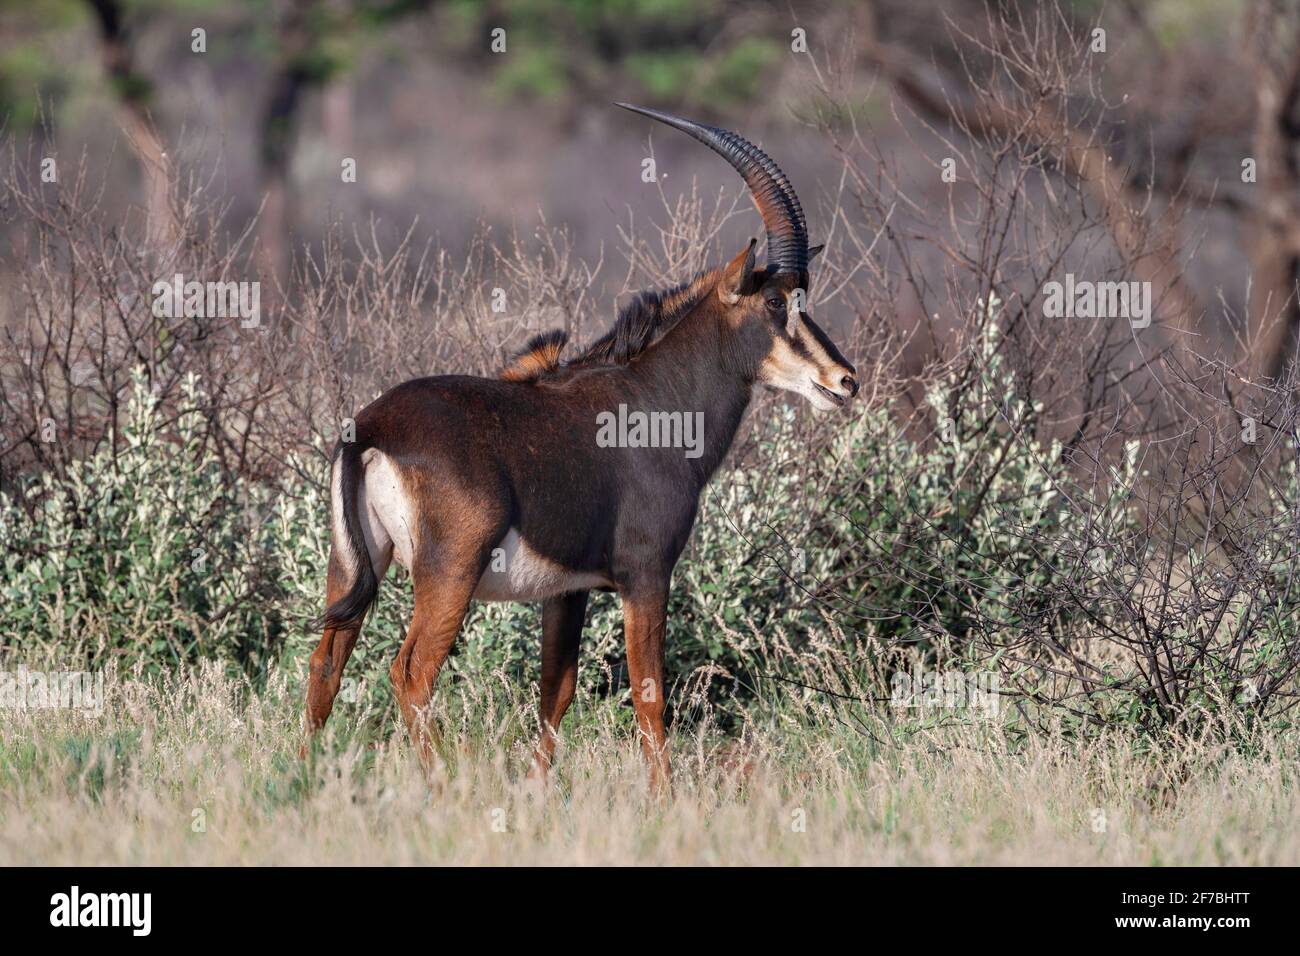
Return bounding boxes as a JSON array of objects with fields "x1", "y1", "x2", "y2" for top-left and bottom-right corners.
[{"x1": 473, "y1": 529, "x2": 608, "y2": 602}]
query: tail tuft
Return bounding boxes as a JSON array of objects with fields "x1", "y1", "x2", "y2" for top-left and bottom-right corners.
[{"x1": 313, "y1": 441, "x2": 380, "y2": 632}]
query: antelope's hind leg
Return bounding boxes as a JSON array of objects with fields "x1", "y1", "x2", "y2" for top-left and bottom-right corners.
[
  {"x1": 389, "y1": 566, "x2": 487, "y2": 771},
  {"x1": 303, "y1": 454, "x2": 395, "y2": 756},
  {"x1": 529, "y1": 590, "x2": 589, "y2": 780},
  {"x1": 302, "y1": 556, "x2": 374, "y2": 756}
]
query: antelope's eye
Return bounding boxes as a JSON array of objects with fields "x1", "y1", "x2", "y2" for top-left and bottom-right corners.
[{"x1": 764, "y1": 295, "x2": 785, "y2": 313}]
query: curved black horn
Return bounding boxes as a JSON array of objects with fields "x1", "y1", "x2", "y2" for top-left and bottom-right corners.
[{"x1": 616, "y1": 102, "x2": 809, "y2": 279}]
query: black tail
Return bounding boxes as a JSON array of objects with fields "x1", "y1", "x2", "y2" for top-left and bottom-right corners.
[{"x1": 317, "y1": 441, "x2": 379, "y2": 631}]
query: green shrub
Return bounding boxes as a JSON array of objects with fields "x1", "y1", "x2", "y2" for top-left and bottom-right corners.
[
  {"x1": 0, "y1": 311, "x2": 1148, "y2": 732},
  {"x1": 0, "y1": 373, "x2": 286, "y2": 671},
  {"x1": 819, "y1": 310, "x2": 1139, "y2": 646}
]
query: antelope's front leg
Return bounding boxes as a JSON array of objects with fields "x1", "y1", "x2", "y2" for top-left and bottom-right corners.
[
  {"x1": 620, "y1": 585, "x2": 671, "y2": 795},
  {"x1": 530, "y1": 590, "x2": 589, "y2": 780}
]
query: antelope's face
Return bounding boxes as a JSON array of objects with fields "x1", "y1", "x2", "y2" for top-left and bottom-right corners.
[{"x1": 720, "y1": 241, "x2": 859, "y2": 411}]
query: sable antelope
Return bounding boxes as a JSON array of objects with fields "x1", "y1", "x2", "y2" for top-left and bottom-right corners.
[{"x1": 304, "y1": 103, "x2": 859, "y2": 792}]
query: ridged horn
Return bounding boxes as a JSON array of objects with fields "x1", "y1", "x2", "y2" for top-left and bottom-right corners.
[{"x1": 616, "y1": 102, "x2": 809, "y2": 279}]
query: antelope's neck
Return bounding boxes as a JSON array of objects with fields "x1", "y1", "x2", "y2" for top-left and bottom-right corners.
[{"x1": 625, "y1": 308, "x2": 754, "y2": 484}]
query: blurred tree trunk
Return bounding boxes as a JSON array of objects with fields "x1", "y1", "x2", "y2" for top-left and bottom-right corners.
[
  {"x1": 256, "y1": 0, "x2": 436, "y2": 299},
  {"x1": 323, "y1": 78, "x2": 353, "y2": 153},
  {"x1": 256, "y1": 0, "x2": 317, "y2": 301},
  {"x1": 1242, "y1": 0, "x2": 1300, "y2": 382},
  {"x1": 84, "y1": 0, "x2": 179, "y2": 253}
]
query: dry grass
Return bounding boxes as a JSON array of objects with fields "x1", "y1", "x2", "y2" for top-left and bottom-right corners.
[{"x1": 2, "y1": 663, "x2": 1296, "y2": 866}]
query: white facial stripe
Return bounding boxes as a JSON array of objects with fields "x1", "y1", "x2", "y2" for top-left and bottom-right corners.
[
  {"x1": 760, "y1": 324, "x2": 847, "y2": 412},
  {"x1": 795, "y1": 317, "x2": 835, "y2": 367},
  {"x1": 760, "y1": 336, "x2": 805, "y2": 383}
]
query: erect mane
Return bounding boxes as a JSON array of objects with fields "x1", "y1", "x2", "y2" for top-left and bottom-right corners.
[
  {"x1": 498, "y1": 268, "x2": 717, "y2": 382},
  {"x1": 500, "y1": 329, "x2": 569, "y2": 382},
  {"x1": 572, "y1": 269, "x2": 716, "y2": 367}
]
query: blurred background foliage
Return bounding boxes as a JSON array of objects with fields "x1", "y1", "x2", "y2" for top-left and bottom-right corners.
[
  {"x1": 0, "y1": 0, "x2": 810, "y2": 127},
  {"x1": 0, "y1": 0, "x2": 1246, "y2": 305},
  {"x1": 0, "y1": 0, "x2": 871, "y2": 295}
]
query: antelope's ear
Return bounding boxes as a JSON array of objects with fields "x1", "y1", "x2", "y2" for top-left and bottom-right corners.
[
  {"x1": 720, "y1": 238, "x2": 757, "y2": 304},
  {"x1": 808, "y1": 243, "x2": 825, "y2": 261}
]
